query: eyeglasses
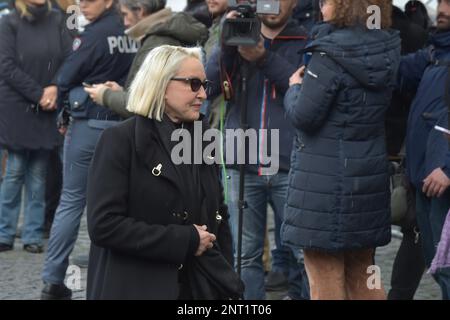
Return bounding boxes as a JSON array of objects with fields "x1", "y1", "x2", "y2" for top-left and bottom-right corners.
[{"x1": 171, "y1": 77, "x2": 211, "y2": 92}]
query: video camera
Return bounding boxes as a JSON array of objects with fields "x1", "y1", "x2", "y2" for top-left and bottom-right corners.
[{"x1": 222, "y1": 0, "x2": 280, "y2": 46}]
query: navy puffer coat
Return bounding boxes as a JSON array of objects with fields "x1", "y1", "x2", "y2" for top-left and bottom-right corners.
[{"x1": 282, "y1": 23, "x2": 401, "y2": 251}]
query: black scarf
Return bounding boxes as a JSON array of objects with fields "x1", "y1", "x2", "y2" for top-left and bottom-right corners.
[
  {"x1": 25, "y1": 3, "x2": 50, "y2": 23},
  {"x1": 154, "y1": 115, "x2": 204, "y2": 225}
]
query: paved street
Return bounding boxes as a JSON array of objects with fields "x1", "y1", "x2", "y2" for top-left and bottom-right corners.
[{"x1": 0, "y1": 211, "x2": 442, "y2": 300}]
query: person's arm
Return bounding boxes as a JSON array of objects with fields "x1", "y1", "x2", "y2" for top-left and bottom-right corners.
[
  {"x1": 284, "y1": 54, "x2": 340, "y2": 133},
  {"x1": 87, "y1": 127, "x2": 199, "y2": 264},
  {"x1": 398, "y1": 48, "x2": 429, "y2": 94},
  {"x1": 50, "y1": 13, "x2": 75, "y2": 86},
  {"x1": 258, "y1": 48, "x2": 302, "y2": 95},
  {"x1": 102, "y1": 89, "x2": 134, "y2": 118},
  {"x1": 57, "y1": 34, "x2": 101, "y2": 99},
  {"x1": 0, "y1": 16, "x2": 43, "y2": 103}
]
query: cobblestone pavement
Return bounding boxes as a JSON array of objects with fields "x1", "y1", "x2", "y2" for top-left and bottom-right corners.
[{"x1": 0, "y1": 213, "x2": 442, "y2": 300}]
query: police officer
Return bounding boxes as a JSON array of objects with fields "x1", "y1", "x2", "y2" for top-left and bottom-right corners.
[{"x1": 41, "y1": 0, "x2": 137, "y2": 300}]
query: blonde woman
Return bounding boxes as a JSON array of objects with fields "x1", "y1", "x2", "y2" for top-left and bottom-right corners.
[{"x1": 86, "y1": 45, "x2": 243, "y2": 300}]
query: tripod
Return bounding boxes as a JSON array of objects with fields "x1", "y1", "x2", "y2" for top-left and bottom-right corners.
[{"x1": 236, "y1": 58, "x2": 249, "y2": 276}]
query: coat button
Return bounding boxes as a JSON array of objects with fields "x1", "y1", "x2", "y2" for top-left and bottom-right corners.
[
  {"x1": 178, "y1": 264, "x2": 183, "y2": 270},
  {"x1": 182, "y1": 211, "x2": 189, "y2": 221},
  {"x1": 216, "y1": 211, "x2": 222, "y2": 222}
]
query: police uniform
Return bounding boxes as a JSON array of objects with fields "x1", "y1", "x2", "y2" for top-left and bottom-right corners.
[{"x1": 42, "y1": 8, "x2": 137, "y2": 291}]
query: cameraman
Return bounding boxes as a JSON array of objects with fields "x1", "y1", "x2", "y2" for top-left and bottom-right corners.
[{"x1": 206, "y1": 0, "x2": 308, "y2": 300}]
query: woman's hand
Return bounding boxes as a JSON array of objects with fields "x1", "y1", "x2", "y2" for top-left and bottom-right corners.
[
  {"x1": 104, "y1": 81, "x2": 123, "y2": 91},
  {"x1": 289, "y1": 66, "x2": 306, "y2": 87},
  {"x1": 194, "y1": 224, "x2": 216, "y2": 256},
  {"x1": 39, "y1": 85, "x2": 58, "y2": 111},
  {"x1": 84, "y1": 84, "x2": 107, "y2": 105}
]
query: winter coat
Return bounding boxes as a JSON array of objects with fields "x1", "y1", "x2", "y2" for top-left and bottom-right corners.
[
  {"x1": 101, "y1": 8, "x2": 208, "y2": 118},
  {"x1": 86, "y1": 115, "x2": 233, "y2": 299},
  {"x1": 400, "y1": 30, "x2": 450, "y2": 189},
  {"x1": 282, "y1": 23, "x2": 401, "y2": 251},
  {"x1": 0, "y1": 6, "x2": 71, "y2": 150}
]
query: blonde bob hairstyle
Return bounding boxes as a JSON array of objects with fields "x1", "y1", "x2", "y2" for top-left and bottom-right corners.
[
  {"x1": 15, "y1": 0, "x2": 52, "y2": 18},
  {"x1": 126, "y1": 45, "x2": 203, "y2": 121}
]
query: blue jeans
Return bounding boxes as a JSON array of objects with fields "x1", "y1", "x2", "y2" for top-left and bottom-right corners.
[
  {"x1": 226, "y1": 169, "x2": 308, "y2": 300},
  {"x1": 0, "y1": 149, "x2": 49, "y2": 246},
  {"x1": 416, "y1": 189, "x2": 450, "y2": 300},
  {"x1": 42, "y1": 119, "x2": 119, "y2": 285}
]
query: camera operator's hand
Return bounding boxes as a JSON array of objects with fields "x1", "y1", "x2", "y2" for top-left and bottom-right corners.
[
  {"x1": 226, "y1": 10, "x2": 240, "y2": 20},
  {"x1": 289, "y1": 66, "x2": 306, "y2": 86},
  {"x1": 238, "y1": 37, "x2": 266, "y2": 63}
]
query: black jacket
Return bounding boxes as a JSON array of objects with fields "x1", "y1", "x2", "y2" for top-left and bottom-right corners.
[
  {"x1": 86, "y1": 116, "x2": 233, "y2": 300},
  {"x1": 0, "y1": 7, "x2": 72, "y2": 150}
]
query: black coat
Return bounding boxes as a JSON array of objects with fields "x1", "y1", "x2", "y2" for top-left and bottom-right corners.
[
  {"x1": 86, "y1": 116, "x2": 233, "y2": 300},
  {"x1": 0, "y1": 7, "x2": 72, "y2": 150}
]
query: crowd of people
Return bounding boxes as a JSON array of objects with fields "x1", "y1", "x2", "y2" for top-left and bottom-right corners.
[{"x1": 0, "y1": 0, "x2": 450, "y2": 300}]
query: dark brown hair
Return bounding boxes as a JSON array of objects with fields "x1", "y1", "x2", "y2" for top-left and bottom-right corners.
[{"x1": 328, "y1": 0, "x2": 392, "y2": 29}]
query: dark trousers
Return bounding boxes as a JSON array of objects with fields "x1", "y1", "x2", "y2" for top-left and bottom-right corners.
[{"x1": 388, "y1": 224, "x2": 426, "y2": 300}]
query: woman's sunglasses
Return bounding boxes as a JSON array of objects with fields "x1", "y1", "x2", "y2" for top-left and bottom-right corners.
[{"x1": 171, "y1": 77, "x2": 211, "y2": 92}]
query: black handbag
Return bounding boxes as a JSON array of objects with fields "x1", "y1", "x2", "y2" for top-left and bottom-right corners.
[{"x1": 187, "y1": 247, "x2": 244, "y2": 300}]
